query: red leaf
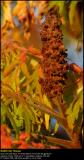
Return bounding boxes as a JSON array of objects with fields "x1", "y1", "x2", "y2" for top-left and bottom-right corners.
[
  {"x1": 18, "y1": 141, "x2": 29, "y2": 149},
  {"x1": 1, "y1": 136, "x2": 12, "y2": 149},
  {"x1": 31, "y1": 141, "x2": 38, "y2": 147},
  {"x1": 19, "y1": 132, "x2": 30, "y2": 140},
  {"x1": 36, "y1": 143, "x2": 45, "y2": 149}
]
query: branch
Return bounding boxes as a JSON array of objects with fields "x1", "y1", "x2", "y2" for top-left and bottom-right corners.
[
  {"x1": 32, "y1": 133, "x2": 81, "y2": 149},
  {"x1": 2, "y1": 39, "x2": 43, "y2": 61}
]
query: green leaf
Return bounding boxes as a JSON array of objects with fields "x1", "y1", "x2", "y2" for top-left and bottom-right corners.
[
  {"x1": 43, "y1": 94, "x2": 52, "y2": 109},
  {"x1": 11, "y1": 103, "x2": 24, "y2": 128},
  {"x1": 63, "y1": 71, "x2": 77, "y2": 105},
  {"x1": 49, "y1": 1, "x2": 65, "y2": 15},
  {"x1": 23, "y1": 109, "x2": 31, "y2": 133},
  {"x1": 22, "y1": 103, "x2": 35, "y2": 133},
  {"x1": 7, "y1": 107, "x2": 19, "y2": 139},
  {"x1": 1, "y1": 103, "x2": 7, "y2": 124},
  {"x1": 66, "y1": 87, "x2": 83, "y2": 130},
  {"x1": 30, "y1": 68, "x2": 39, "y2": 91},
  {"x1": 30, "y1": 59, "x2": 38, "y2": 68}
]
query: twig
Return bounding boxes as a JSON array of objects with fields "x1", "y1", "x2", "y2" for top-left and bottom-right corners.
[
  {"x1": 2, "y1": 39, "x2": 43, "y2": 61},
  {"x1": 12, "y1": 43, "x2": 43, "y2": 61}
]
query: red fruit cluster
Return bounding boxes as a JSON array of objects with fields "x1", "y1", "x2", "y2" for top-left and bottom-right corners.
[{"x1": 39, "y1": 7, "x2": 68, "y2": 99}]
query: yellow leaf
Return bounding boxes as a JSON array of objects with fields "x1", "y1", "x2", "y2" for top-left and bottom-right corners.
[
  {"x1": 67, "y1": 114, "x2": 74, "y2": 129},
  {"x1": 13, "y1": 1, "x2": 27, "y2": 18},
  {"x1": 13, "y1": 1, "x2": 31, "y2": 41},
  {"x1": 20, "y1": 63, "x2": 29, "y2": 79},
  {"x1": 45, "y1": 113, "x2": 50, "y2": 130},
  {"x1": 30, "y1": 59, "x2": 38, "y2": 68},
  {"x1": 2, "y1": 1, "x2": 14, "y2": 28},
  {"x1": 12, "y1": 27, "x2": 24, "y2": 43},
  {"x1": 54, "y1": 122, "x2": 59, "y2": 133},
  {"x1": 4, "y1": 61, "x2": 18, "y2": 77},
  {"x1": 43, "y1": 94, "x2": 52, "y2": 109},
  {"x1": 69, "y1": 1, "x2": 78, "y2": 25},
  {"x1": 43, "y1": 94, "x2": 52, "y2": 130},
  {"x1": 69, "y1": 1, "x2": 82, "y2": 37}
]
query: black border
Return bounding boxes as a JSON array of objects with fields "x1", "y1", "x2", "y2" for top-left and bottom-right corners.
[{"x1": 0, "y1": 0, "x2": 84, "y2": 160}]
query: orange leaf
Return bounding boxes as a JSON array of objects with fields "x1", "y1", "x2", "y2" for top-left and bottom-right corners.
[
  {"x1": 60, "y1": 16, "x2": 65, "y2": 25},
  {"x1": 38, "y1": 65, "x2": 44, "y2": 78},
  {"x1": 20, "y1": 52, "x2": 27, "y2": 64}
]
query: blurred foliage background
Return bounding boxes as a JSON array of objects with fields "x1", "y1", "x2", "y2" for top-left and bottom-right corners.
[{"x1": 1, "y1": 1, "x2": 83, "y2": 148}]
